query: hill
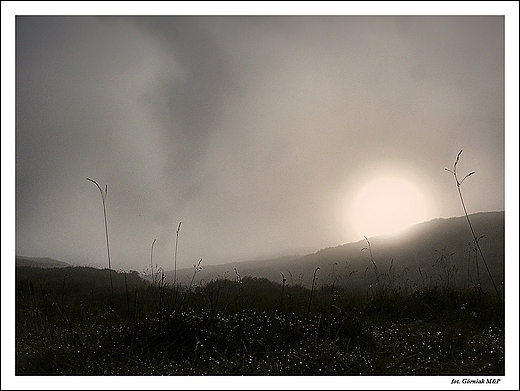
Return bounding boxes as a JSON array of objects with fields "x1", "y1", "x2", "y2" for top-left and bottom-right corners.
[
  {"x1": 174, "y1": 211, "x2": 505, "y2": 295},
  {"x1": 16, "y1": 256, "x2": 71, "y2": 268},
  {"x1": 16, "y1": 265, "x2": 146, "y2": 294}
]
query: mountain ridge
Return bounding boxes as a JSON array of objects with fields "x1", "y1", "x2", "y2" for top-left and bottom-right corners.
[{"x1": 173, "y1": 211, "x2": 505, "y2": 294}]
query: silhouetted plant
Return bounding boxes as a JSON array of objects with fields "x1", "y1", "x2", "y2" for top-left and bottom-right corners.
[
  {"x1": 158, "y1": 268, "x2": 167, "y2": 321},
  {"x1": 474, "y1": 235, "x2": 486, "y2": 286},
  {"x1": 174, "y1": 222, "x2": 181, "y2": 287},
  {"x1": 86, "y1": 177, "x2": 114, "y2": 297},
  {"x1": 124, "y1": 272, "x2": 131, "y2": 318},
  {"x1": 206, "y1": 280, "x2": 223, "y2": 323},
  {"x1": 362, "y1": 236, "x2": 381, "y2": 291},
  {"x1": 385, "y1": 259, "x2": 396, "y2": 291},
  {"x1": 307, "y1": 267, "x2": 320, "y2": 317},
  {"x1": 433, "y1": 246, "x2": 457, "y2": 289},
  {"x1": 188, "y1": 259, "x2": 203, "y2": 291},
  {"x1": 60, "y1": 273, "x2": 68, "y2": 318},
  {"x1": 445, "y1": 150, "x2": 501, "y2": 299},
  {"x1": 330, "y1": 262, "x2": 339, "y2": 294},
  {"x1": 234, "y1": 267, "x2": 242, "y2": 284},
  {"x1": 345, "y1": 261, "x2": 358, "y2": 294},
  {"x1": 280, "y1": 272, "x2": 286, "y2": 295},
  {"x1": 150, "y1": 238, "x2": 157, "y2": 286},
  {"x1": 175, "y1": 259, "x2": 203, "y2": 317},
  {"x1": 418, "y1": 267, "x2": 426, "y2": 289}
]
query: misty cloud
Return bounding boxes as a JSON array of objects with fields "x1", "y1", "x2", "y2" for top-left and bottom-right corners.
[{"x1": 15, "y1": 16, "x2": 505, "y2": 271}]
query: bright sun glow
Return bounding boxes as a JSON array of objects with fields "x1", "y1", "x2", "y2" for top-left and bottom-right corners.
[{"x1": 351, "y1": 176, "x2": 427, "y2": 239}]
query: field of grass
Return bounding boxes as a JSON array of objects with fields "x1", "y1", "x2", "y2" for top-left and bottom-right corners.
[{"x1": 15, "y1": 265, "x2": 504, "y2": 375}]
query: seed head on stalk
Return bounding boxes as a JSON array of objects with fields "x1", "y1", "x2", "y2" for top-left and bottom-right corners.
[
  {"x1": 86, "y1": 177, "x2": 114, "y2": 297},
  {"x1": 444, "y1": 150, "x2": 501, "y2": 300}
]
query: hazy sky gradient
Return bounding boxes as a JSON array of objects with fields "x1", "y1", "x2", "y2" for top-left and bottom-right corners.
[{"x1": 14, "y1": 14, "x2": 507, "y2": 272}]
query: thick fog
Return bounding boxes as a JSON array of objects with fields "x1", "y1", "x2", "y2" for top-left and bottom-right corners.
[{"x1": 13, "y1": 15, "x2": 507, "y2": 272}]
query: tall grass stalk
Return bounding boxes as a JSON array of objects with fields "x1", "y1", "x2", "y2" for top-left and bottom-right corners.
[
  {"x1": 61, "y1": 273, "x2": 68, "y2": 318},
  {"x1": 206, "y1": 280, "x2": 222, "y2": 323},
  {"x1": 418, "y1": 267, "x2": 426, "y2": 289},
  {"x1": 158, "y1": 269, "x2": 166, "y2": 321},
  {"x1": 362, "y1": 236, "x2": 381, "y2": 290},
  {"x1": 307, "y1": 267, "x2": 320, "y2": 318},
  {"x1": 124, "y1": 272, "x2": 130, "y2": 316},
  {"x1": 475, "y1": 235, "x2": 486, "y2": 286},
  {"x1": 188, "y1": 259, "x2": 203, "y2": 291},
  {"x1": 280, "y1": 272, "x2": 286, "y2": 295},
  {"x1": 234, "y1": 267, "x2": 243, "y2": 307},
  {"x1": 234, "y1": 267, "x2": 242, "y2": 284},
  {"x1": 331, "y1": 262, "x2": 338, "y2": 294},
  {"x1": 445, "y1": 150, "x2": 501, "y2": 300},
  {"x1": 86, "y1": 177, "x2": 114, "y2": 297},
  {"x1": 39, "y1": 283, "x2": 51, "y2": 337},
  {"x1": 150, "y1": 238, "x2": 157, "y2": 285},
  {"x1": 174, "y1": 222, "x2": 181, "y2": 287},
  {"x1": 175, "y1": 259, "x2": 202, "y2": 317}
]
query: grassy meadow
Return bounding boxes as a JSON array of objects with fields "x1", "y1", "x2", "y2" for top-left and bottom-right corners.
[{"x1": 15, "y1": 263, "x2": 504, "y2": 375}]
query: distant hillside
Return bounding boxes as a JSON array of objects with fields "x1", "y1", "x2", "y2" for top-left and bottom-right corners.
[
  {"x1": 16, "y1": 256, "x2": 70, "y2": 268},
  {"x1": 174, "y1": 211, "x2": 505, "y2": 295},
  {"x1": 16, "y1": 265, "x2": 147, "y2": 296}
]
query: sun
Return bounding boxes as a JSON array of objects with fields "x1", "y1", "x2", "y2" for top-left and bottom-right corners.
[{"x1": 350, "y1": 176, "x2": 427, "y2": 239}]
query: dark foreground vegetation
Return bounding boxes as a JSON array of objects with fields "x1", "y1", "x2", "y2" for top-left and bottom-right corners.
[{"x1": 16, "y1": 265, "x2": 504, "y2": 375}]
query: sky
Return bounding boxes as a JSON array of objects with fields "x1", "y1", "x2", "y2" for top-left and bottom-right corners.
[{"x1": 5, "y1": 4, "x2": 518, "y2": 276}]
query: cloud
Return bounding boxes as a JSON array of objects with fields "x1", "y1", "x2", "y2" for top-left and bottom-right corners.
[{"x1": 15, "y1": 16, "x2": 506, "y2": 271}]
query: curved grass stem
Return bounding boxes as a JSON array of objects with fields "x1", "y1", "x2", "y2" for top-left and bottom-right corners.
[
  {"x1": 445, "y1": 150, "x2": 501, "y2": 300},
  {"x1": 87, "y1": 177, "x2": 114, "y2": 297},
  {"x1": 174, "y1": 222, "x2": 181, "y2": 287}
]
